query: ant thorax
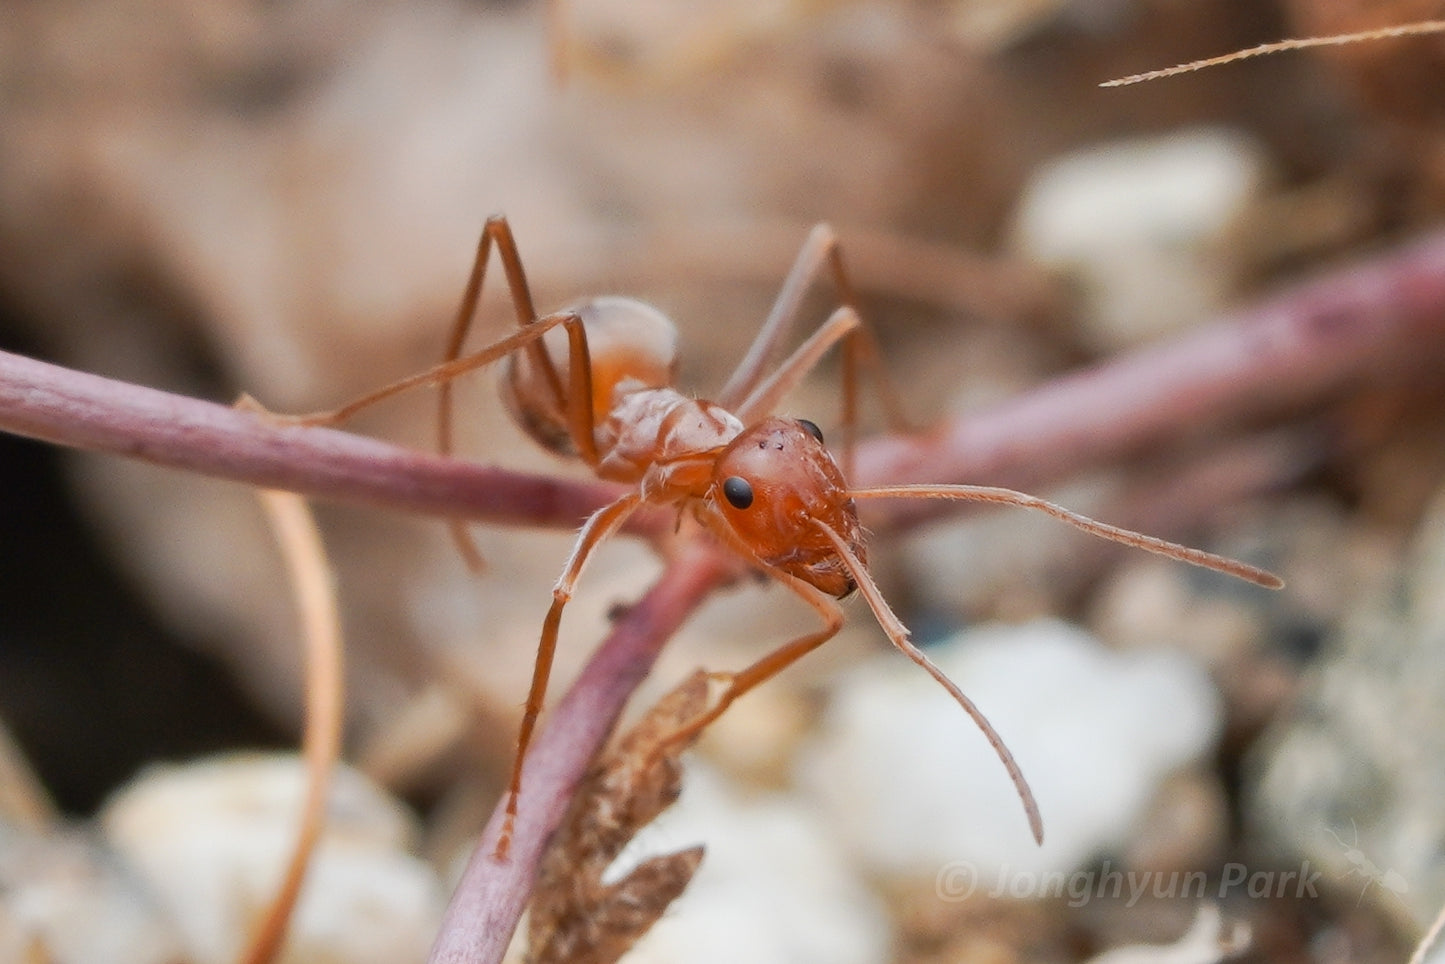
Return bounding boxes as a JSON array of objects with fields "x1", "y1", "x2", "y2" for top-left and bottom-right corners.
[{"x1": 595, "y1": 388, "x2": 744, "y2": 496}]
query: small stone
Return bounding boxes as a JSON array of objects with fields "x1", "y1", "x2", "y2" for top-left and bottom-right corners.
[
  {"x1": 1010, "y1": 128, "x2": 1270, "y2": 351},
  {"x1": 798, "y1": 619, "x2": 1223, "y2": 879},
  {"x1": 1249, "y1": 481, "x2": 1445, "y2": 929},
  {"x1": 0, "y1": 821, "x2": 185, "y2": 964},
  {"x1": 99, "y1": 753, "x2": 443, "y2": 964},
  {"x1": 608, "y1": 763, "x2": 892, "y2": 964}
]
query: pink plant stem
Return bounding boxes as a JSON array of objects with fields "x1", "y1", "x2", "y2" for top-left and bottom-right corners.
[
  {"x1": 426, "y1": 543, "x2": 734, "y2": 964},
  {"x1": 0, "y1": 349, "x2": 631, "y2": 532},
  {"x1": 5, "y1": 230, "x2": 1443, "y2": 537}
]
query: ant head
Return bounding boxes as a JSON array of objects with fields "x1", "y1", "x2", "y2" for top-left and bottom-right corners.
[
  {"x1": 711, "y1": 417, "x2": 864, "y2": 598},
  {"x1": 504, "y1": 296, "x2": 678, "y2": 454}
]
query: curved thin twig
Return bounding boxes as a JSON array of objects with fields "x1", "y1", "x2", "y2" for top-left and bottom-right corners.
[{"x1": 241, "y1": 491, "x2": 345, "y2": 964}]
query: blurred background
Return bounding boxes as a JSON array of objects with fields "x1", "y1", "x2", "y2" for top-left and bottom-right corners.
[{"x1": 2, "y1": 0, "x2": 1445, "y2": 961}]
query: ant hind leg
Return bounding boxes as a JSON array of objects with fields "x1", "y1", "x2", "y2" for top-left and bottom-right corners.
[
  {"x1": 255, "y1": 215, "x2": 602, "y2": 565},
  {"x1": 494, "y1": 492, "x2": 643, "y2": 861}
]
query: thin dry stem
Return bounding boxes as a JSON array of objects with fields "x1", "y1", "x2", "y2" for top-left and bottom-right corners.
[
  {"x1": 526, "y1": 672, "x2": 711, "y2": 964},
  {"x1": 1101, "y1": 20, "x2": 1445, "y2": 87},
  {"x1": 240, "y1": 490, "x2": 346, "y2": 964}
]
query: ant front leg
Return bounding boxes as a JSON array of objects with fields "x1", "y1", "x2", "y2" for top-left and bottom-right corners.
[
  {"x1": 717, "y1": 223, "x2": 908, "y2": 480},
  {"x1": 495, "y1": 492, "x2": 644, "y2": 860}
]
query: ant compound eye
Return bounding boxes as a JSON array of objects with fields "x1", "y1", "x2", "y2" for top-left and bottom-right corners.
[
  {"x1": 722, "y1": 476, "x2": 754, "y2": 510},
  {"x1": 797, "y1": 419, "x2": 824, "y2": 444}
]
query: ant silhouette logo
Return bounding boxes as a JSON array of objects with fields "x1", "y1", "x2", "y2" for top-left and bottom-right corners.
[{"x1": 1325, "y1": 820, "x2": 1409, "y2": 906}]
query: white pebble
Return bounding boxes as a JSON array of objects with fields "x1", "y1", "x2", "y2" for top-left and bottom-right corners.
[
  {"x1": 1010, "y1": 129, "x2": 1269, "y2": 348},
  {"x1": 1086, "y1": 903, "x2": 1249, "y2": 963},
  {"x1": 612, "y1": 763, "x2": 891, "y2": 964},
  {"x1": 0, "y1": 823, "x2": 185, "y2": 964},
  {"x1": 100, "y1": 753, "x2": 443, "y2": 964},
  {"x1": 799, "y1": 619, "x2": 1222, "y2": 879}
]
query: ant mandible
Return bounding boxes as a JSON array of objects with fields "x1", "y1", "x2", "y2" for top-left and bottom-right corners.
[{"x1": 284, "y1": 215, "x2": 1283, "y2": 859}]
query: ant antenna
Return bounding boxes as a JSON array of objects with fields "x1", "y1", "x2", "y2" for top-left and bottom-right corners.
[
  {"x1": 812, "y1": 517, "x2": 1046, "y2": 845},
  {"x1": 849, "y1": 484, "x2": 1283, "y2": 589}
]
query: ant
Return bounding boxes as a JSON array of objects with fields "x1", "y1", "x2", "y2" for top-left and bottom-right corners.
[{"x1": 280, "y1": 215, "x2": 1283, "y2": 859}]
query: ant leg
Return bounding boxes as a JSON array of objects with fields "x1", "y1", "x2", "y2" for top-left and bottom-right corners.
[
  {"x1": 718, "y1": 223, "x2": 842, "y2": 409},
  {"x1": 438, "y1": 218, "x2": 602, "y2": 464},
  {"x1": 437, "y1": 215, "x2": 560, "y2": 463},
  {"x1": 265, "y1": 307, "x2": 597, "y2": 566},
  {"x1": 270, "y1": 216, "x2": 601, "y2": 563},
  {"x1": 436, "y1": 216, "x2": 591, "y2": 563},
  {"x1": 810, "y1": 518, "x2": 1045, "y2": 845},
  {"x1": 275, "y1": 309, "x2": 588, "y2": 437},
  {"x1": 734, "y1": 306, "x2": 860, "y2": 424},
  {"x1": 494, "y1": 492, "x2": 643, "y2": 861},
  {"x1": 269, "y1": 216, "x2": 586, "y2": 444},
  {"x1": 838, "y1": 314, "x2": 909, "y2": 478},
  {"x1": 717, "y1": 223, "x2": 907, "y2": 479},
  {"x1": 657, "y1": 567, "x2": 846, "y2": 751}
]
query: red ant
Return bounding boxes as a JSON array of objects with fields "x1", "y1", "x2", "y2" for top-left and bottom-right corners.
[{"x1": 282, "y1": 215, "x2": 1282, "y2": 859}]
